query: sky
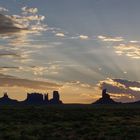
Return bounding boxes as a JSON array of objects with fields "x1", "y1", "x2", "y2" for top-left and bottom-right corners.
[{"x1": 0, "y1": 0, "x2": 140, "y2": 103}]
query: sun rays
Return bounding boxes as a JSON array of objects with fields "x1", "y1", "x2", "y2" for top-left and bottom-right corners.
[{"x1": 0, "y1": 0, "x2": 140, "y2": 103}]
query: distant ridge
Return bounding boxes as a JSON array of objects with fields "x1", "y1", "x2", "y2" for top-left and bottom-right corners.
[
  {"x1": 0, "y1": 91, "x2": 62, "y2": 105},
  {"x1": 130, "y1": 100, "x2": 140, "y2": 104}
]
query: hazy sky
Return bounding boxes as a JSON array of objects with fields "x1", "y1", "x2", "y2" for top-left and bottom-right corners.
[{"x1": 0, "y1": 0, "x2": 140, "y2": 103}]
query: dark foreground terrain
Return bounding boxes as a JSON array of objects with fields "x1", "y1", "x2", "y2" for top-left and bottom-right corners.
[{"x1": 0, "y1": 105, "x2": 140, "y2": 140}]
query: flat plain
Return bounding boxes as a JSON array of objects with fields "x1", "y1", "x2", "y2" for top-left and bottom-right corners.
[{"x1": 0, "y1": 105, "x2": 140, "y2": 140}]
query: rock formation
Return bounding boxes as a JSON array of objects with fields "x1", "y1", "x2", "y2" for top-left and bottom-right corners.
[
  {"x1": 49, "y1": 91, "x2": 62, "y2": 104},
  {"x1": 0, "y1": 92, "x2": 18, "y2": 105},
  {"x1": 0, "y1": 91, "x2": 63, "y2": 105},
  {"x1": 93, "y1": 89, "x2": 118, "y2": 104}
]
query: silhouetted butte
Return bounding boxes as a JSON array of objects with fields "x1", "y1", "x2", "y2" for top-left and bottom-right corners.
[{"x1": 93, "y1": 89, "x2": 118, "y2": 104}]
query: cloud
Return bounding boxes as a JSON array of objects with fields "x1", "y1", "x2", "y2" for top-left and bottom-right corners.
[
  {"x1": 129, "y1": 40, "x2": 139, "y2": 43},
  {"x1": 99, "y1": 78, "x2": 126, "y2": 89},
  {"x1": 98, "y1": 78, "x2": 140, "y2": 101},
  {"x1": 69, "y1": 35, "x2": 89, "y2": 40},
  {"x1": 0, "y1": 66, "x2": 19, "y2": 69},
  {"x1": 0, "y1": 7, "x2": 8, "y2": 12},
  {"x1": 8, "y1": 14, "x2": 46, "y2": 32},
  {"x1": 0, "y1": 6, "x2": 47, "y2": 35},
  {"x1": 0, "y1": 65, "x2": 61, "y2": 76},
  {"x1": 129, "y1": 87, "x2": 140, "y2": 92},
  {"x1": 79, "y1": 35, "x2": 89, "y2": 40},
  {"x1": 0, "y1": 66, "x2": 20, "y2": 73},
  {"x1": 30, "y1": 66, "x2": 47, "y2": 76},
  {"x1": 0, "y1": 50, "x2": 20, "y2": 58},
  {"x1": 55, "y1": 33, "x2": 65, "y2": 37},
  {"x1": 63, "y1": 81, "x2": 94, "y2": 89},
  {"x1": 0, "y1": 6, "x2": 48, "y2": 65},
  {"x1": 0, "y1": 73, "x2": 62, "y2": 90},
  {"x1": 28, "y1": 65, "x2": 61, "y2": 76},
  {"x1": 22, "y1": 7, "x2": 38, "y2": 14},
  {"x1": 98, "y1": 35, "x2": 124, "y2": 42},
  {"x1": 0, "y1": 48, "x2": 34, "y2": 63},
  {"x1": 114, "y1": 44, "x2": 140, "y2": 59},
  {"x1": 0, "y1": 14, "x2": 23, "y2": 34}
]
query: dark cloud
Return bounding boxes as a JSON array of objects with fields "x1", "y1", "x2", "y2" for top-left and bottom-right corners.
[
  {"x1": 0, "y1": 73, "x2": 62, "y2": 90},
  {"x1": 0, "y1": 6, "x2": 47, "y2": 35},
  {"x1": 99, "y1": 78, "x2": 140, "y2": 94},
  {"x1": 99, "y1": 78, "x2": 140, "y2": 101},
  {"x1": 0, "y1": 14, "x2": 26, "y2": 34},
  {"x1": 114, "y1": 79, "x2": 140, "y2": 88},
  {"x1": 0, "y1": 50, "x2": 20, "y2": 57},
  {"x1": 0, "y1": 66, "x2": 19, "y2": 69}
]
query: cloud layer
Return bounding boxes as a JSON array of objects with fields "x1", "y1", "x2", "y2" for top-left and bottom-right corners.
[
  {"x1": 98, "y1": 78, "x2": 140, "y2": 101},
  {"x1": 0, "y1": 73, "x2": 61, "y2": 90},
  {"x1": 98, "y1": 35, "x2": 124, "y2": 42},
  {"x1": 114, "y1": 44, "x2": 140, "y2": 59},
  {"x1": 0, "y1": 6, "x2": 47, "y2": 35},
  {"x1": 0, "y1": 14, "x2": 23, "y2": 34}
]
